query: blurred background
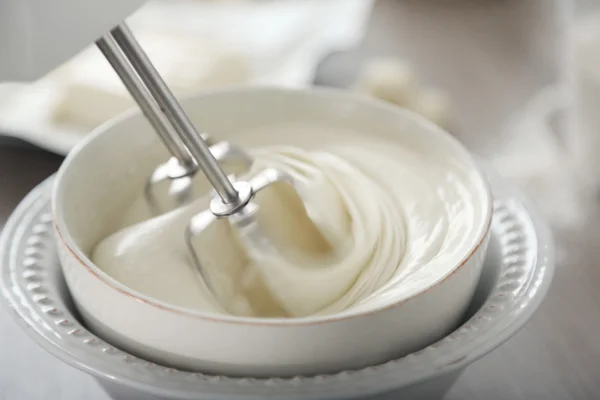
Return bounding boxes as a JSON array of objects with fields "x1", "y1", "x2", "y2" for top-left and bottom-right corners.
[{"x1": 2, "y1": 0, "x2": 600, "y2": 399}]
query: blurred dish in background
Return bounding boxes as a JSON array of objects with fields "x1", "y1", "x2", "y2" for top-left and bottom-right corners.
[
  {"x1": 490, "y1": 84, "x2": 585, "y2": 233},
  {"x1": 0, "y1": 0, "x2": 374, "y2": 155},
  {"x1": 355, "y1": 57, "x2": 452, "y2": 130}
]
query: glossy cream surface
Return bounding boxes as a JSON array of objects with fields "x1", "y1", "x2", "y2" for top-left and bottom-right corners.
[{"x1": 91, "y1": 123, "x2": 486, "y2": 319}]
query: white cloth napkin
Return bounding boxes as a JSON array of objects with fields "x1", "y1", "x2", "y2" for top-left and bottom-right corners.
[{"x1": 0, "y1": 0, "x2": 374, "y2": 154}]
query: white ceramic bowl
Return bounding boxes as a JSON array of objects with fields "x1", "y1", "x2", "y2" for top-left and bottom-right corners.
[{"x1": 52, "y1": 87, "x2": 493, "y2": 377}]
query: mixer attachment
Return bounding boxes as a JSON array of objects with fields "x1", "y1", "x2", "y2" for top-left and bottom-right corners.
[
  {"x1": 143, "y1": 138, "x2": 254, "y2": 216},
  {"x1": 185, "y1": 168, "x2": 296, "y2": 297},
  {"x1": 96, "y1": 23, "x2": 315, "y2": 307}
]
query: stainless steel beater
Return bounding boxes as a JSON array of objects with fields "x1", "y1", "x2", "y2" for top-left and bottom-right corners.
[
  {"x1": 95, "y1": 24, "x2": 299, "y2": 296},
  {"x1": 96, "y1": 25, "x2": 253, "y2": 217}
]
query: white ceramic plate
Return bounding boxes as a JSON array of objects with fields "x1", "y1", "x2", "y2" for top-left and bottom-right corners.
[{"x1": 0, "y1": 164, "x2": 554, "y2": 399}]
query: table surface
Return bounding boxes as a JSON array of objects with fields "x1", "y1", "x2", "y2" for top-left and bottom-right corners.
[{"x1": 3, "y1": 1, "x2": 598, "y2": 399}]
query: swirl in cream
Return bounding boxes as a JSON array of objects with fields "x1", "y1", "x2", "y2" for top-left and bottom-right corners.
[{"x1": 92, "y1": 127, "x2": 486, "y2": 319}]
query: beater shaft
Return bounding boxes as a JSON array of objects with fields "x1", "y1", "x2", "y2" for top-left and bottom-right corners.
[
  {"x1": 96, "y1": 34, "x2": 196, "y2": 175},
  {"x1": 106, "y1": 24, "x2": 240, "y2": 206},
  {"x1": 96, "y1": 24, "x2": 246, "y2": 210}
]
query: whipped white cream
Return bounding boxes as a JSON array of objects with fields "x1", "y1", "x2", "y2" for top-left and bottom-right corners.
[{"x1": 92, "y1": 125, "x2": 485, "y2": 319}]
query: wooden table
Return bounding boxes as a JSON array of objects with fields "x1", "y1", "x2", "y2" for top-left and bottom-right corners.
[{"x1": 3, "y1": 1, "x2": 595, "y2": 399}]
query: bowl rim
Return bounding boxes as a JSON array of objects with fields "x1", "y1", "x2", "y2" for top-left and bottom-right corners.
[{"x1": 51, "y1": 85, "x2": 494, "y2": 326}]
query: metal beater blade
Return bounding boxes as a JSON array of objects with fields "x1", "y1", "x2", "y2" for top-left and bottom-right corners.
[
  {"x1": 185, "y1": 168, "x2": 297, "y2": 297},
  {"x1": 142, "y1": 140, "x2": 253, "y2": 216},
  {"x1": 95, "y1": 23, "x2": 301, "y2": 303}
]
